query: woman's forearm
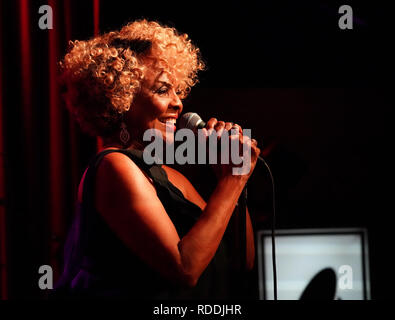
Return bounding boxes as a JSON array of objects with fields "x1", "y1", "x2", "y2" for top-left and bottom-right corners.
[{"x1": 177, "y1": 175, "x2": 247, "y2": 285}]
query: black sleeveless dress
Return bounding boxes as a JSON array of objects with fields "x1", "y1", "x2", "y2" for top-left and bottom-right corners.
[{"x1": 53, "y1": 148, "x2": 242, "y2": 299}]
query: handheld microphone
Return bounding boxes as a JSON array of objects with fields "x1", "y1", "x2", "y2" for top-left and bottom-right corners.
[
  {"x1": 179, "y1": 112, "x2": 206, "y2": 132},
  {"x1": 179, "y1": 112, "x2": 265, "y2": 162}
]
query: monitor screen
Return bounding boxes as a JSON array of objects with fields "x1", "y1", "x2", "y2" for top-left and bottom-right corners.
[{"x1": 257, "y1": 228, "x2": 370, "y2": 300}]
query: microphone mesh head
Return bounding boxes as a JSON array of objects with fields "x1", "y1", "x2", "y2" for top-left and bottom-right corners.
[{"x1": 179, "y1": 112, "x2": 203, "y2": 130}]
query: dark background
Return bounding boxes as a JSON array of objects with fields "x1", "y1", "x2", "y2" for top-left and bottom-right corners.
[{"x1": 0, "y1": 0, "x2": 393, "y2": 299}]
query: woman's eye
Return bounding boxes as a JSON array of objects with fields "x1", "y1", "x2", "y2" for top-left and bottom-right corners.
[{"x1": 155, "y1": 86, "x2": 169, "y2": 94}]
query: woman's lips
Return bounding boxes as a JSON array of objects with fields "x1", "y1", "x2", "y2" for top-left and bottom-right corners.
[
  {"x1": 158, "y1": 117, "x2": 177, "y2": 124},
  {"x1": 157, "y1": 119, "x2": 176, "y2": 132}
]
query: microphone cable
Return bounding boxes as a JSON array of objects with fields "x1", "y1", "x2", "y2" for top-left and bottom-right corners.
[
  {"x1": 178, "y1": 113, "x2": 278, "y2": 299},
  {"x1": 258, "y1": 156, "x2": 277, "y2": 300}
]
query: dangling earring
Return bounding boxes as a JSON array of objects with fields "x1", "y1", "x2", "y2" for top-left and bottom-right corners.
[{"x1": 119, "y1": 121, "x2": 130, "y2": 146}]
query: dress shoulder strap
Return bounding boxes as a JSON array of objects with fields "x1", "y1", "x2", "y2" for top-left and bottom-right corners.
[{"x1": 81, "y1": 148, "x2": 155, "y2": 210}]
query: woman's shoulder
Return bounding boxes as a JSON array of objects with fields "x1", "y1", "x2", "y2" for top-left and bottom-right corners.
[
  {"x1": 99, "y1": 150, "x2": 140, "y2": 171},
  {"x1": 77, "y1": 149, "x2": 154, "y2": 204},
  {"x1": 97, "y1": 150, "x2": 155, "y2": 188}
]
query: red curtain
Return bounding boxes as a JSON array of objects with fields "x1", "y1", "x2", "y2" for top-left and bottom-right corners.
[
  {"x1": 0, "y1": 0, "x2": 100, "y2": 299},
  {"x1": 0, "y1": 0, "x2": 7, "y2": 300}
]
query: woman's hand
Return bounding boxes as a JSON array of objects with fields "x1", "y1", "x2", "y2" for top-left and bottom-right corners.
[{"x1": 201, "y1": 118, "x2": 260, "y2": 181}]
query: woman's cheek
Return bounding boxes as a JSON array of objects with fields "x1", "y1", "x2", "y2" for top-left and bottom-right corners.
[{"x1": 154, "y1": 98, "x2": 169, "y2": 114}]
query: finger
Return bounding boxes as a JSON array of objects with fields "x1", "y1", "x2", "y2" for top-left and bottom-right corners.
[
  {"x1": 224, "y1": 122, "x2": 233, "y2": 131},
  {"x1": 206, "y1": 118, "x2": 217, "y2": 130},
  {"x1": 240, "y1": 135, "x2": 253, "y2": 156},
  {"x1": 241, "y1": 134, "x2": 251, "y2": 144},
  {"x1": 245, "y1": 139, "x2": 257, "y2": 160},
  {"x1": 250, "y1": 146, "x2": 261, "y2": 162},
  {"x1": 237, "y1": 134, "x2": 246, "y2": 157},
  {"x1": 231, "y1": 123, "x2": 243, "y2": 135},
  {"x1": 214, "y1": 120, "x2": 225, "y2": 131},
  {"x1": 229, "y1": 124, "x2": 242, "y2": 137},
  {"x1": 214, "y1": 121, "x2": 226, "y2": 138},
  {"x1": 201, "y1": 128, "x2": 208, "y2": 138},
  {"x1": 256, "y1": 146, "x2": 261, "y2": 157}
]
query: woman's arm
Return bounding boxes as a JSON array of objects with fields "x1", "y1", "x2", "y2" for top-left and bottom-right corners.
[
  {"x1": 246, "y1": 207, "x2": 255, "y2": 270},
  {"x1": 95, "y1": 121, "x2": 260, "y2": 287},
  {"x1": 163, "y1": 165, "x2": 255, "y2": 272},
  {"x1": 177, "y1": 174, "x2": 247, "y2": 285},
  {"x1": 96, "y1": 153, "x2": 248, "y2": 287}
]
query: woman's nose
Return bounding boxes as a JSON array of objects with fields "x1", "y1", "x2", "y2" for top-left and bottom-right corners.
[{"x1": 169, "y1": 89, "x2": 183, "y2": 112}]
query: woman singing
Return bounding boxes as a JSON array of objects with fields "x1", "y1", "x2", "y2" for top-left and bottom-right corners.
[{"x1": 54, "y1": 19, "x2": 260, "y2": 299}]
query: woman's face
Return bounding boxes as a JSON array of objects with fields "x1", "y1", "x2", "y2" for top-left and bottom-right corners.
[{"x1": 126, "y1": 67, "x2": 183, "y2": 145}]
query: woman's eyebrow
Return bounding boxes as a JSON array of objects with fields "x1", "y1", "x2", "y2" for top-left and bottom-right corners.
[
  {"x1": 154, "y1": 71, "x2": 175, "y2": 86},
  {"x1": 148, "y1": 75, "x2": 171, "y2": 89},
  {"x1": 156, "y1": 80, "x2": 172, "y2": 87}
]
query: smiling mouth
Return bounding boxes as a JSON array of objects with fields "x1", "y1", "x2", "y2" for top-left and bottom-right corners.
[{"x1": 158, "y1": 118, "x2": 177, "y2": 125}]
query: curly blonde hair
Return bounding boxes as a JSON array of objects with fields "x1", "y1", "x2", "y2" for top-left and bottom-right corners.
[{"x1": 60, "y1": 19, "x2": 205, "y2": 137}]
